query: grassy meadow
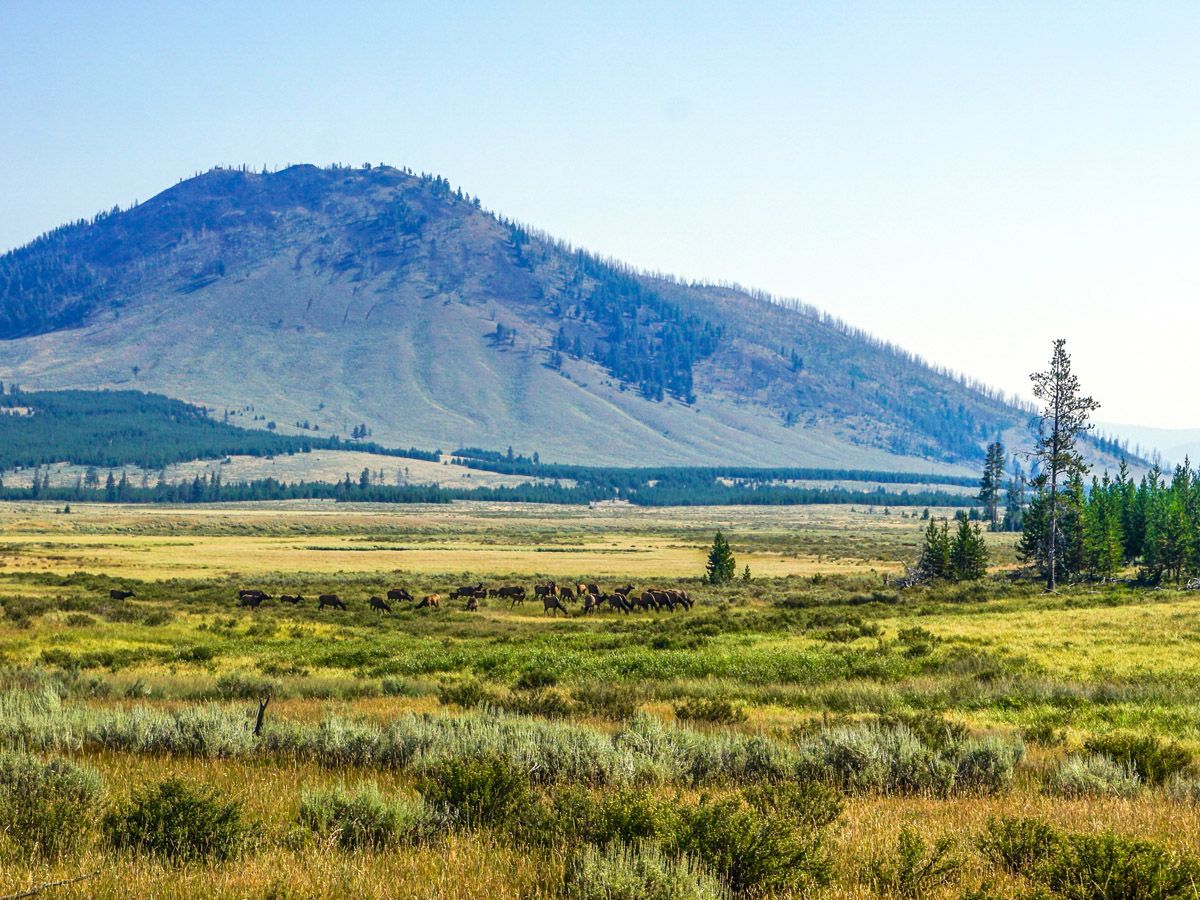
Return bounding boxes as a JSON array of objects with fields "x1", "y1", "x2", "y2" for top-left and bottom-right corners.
[{"x1": 2, "y1": 500, "x2": 1199, "y2": 898}]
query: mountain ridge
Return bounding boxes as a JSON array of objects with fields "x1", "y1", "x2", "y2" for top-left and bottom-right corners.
[{"x1": 0, "y1": 163, "x2": 1035, "y2": 470}]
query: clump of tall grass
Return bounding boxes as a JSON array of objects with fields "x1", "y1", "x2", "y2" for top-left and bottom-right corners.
[
  {"x1": 563, "y1": 843, "x2": 728, "y2": 900},
  {"x1": 1083, "y1": 732, "x2": 1192, "y2": 786},
  {"x1": 0, "y1": 750, "x2": 102, "y2": 860},
  {"x1": 1045, "y1": 754, "x2": 1142, "y2": 799}
]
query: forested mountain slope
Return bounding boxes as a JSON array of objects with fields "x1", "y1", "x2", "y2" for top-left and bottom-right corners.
[{"x1": 0, "y1": 164, "x2": 1029, "y2": 469}]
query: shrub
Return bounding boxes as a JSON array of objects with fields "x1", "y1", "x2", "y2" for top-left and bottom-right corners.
[
  {"x1": 1046, "y1": 754, "x2": 1142, "y2": 799},
  {"x1": 574, "y1": 685, "x2": 639, "y2": 721},
  {"x1": 436, "y1": 680, "x2": 495, "y2": 709},
  {"x1": 1040, "y1": 831, "x2": 1200, "y2": 900},
  {"x1": 668, "y1": 794, "x2": 832, "y2": 894},
  {"x1": 866, "y1": 825, "x2": 962, "y2": 898},
  {"x1": 514, "y1": 669, "x2": 558, "y2": 691},
  {"x1": 878, "y1": 712, "x2": 966, "y2": 751},
  {"x1": 1165, "y1": 774, "x2": 1200, "y2": 804},
  {"x1": 503, "y1": 688, "x2": 574, "y2": 719},
  {"x1": 1083, "y1": 733, "x2": 1192, "y2": 786},
  {"x1": 673, "y1": 698, "x2": 748, "y2": 726},
  {"x1": 741, "y1": 781, "x2": 842, "y2": 829},
  {"x1": 544, "y1": 786, "x2": 681, "y2": 848},
  {"x1": 104, "y1": 777, "x2": 247, "y2": 861},
  {"x1": 215, "y1": 671, "x2": 279, "y2": 700},
  {"x1": 1021, "y1": 721, "x2": 1066, "y2": 748},
  {"x1": 977, "y1": 816, "x2": 1062, "y2": 876},
  {"x1": 563, "y1": 842, "x2": 728, "y2": 900},
  {"x1": 298, "y1": 784, "x2": 436, "y2": 850},
  {"x1": 417, "y1": 755, "x2": 533, "y2": 829},
  {"x1": 0, "y1": 751, "x2": 102, "y2": 860}
]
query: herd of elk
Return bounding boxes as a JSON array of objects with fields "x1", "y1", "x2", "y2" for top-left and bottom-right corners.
[{"x1": 110, "y1": 580, "x2": 695, "y2": 616}]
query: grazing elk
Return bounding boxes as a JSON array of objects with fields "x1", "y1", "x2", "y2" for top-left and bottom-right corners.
[
  {"x1": 451, "y1": 582, "x2": 484, "y2": 599},
  {"x1": 605, "y1": 593, "x2": 632, "y2": 613},
  {"x1": 416, "y1": 593, "x2": 441, "y2": 609},
  {"x1": 280, "y1": 594, "x2": 303, "y2": 604},
  {"x1": 542, "y1": 592, "x2": 569, "y2": 616},
  {"x1": 387, "y1": 588, "x2": 413, "y2": 602},
  {"x1": 465, "y1": 596, "x2": 480, "y2": 612},
  {"x1": 558, "y1": 586, "x2": 576, "y2": 602},
  {"x1": 318, "y1": 594, "x2": 346, "y2": 611},
  {"x1": 369, "y1": 596, "x2": 392, "y2": 614},
  {"x1": 665, "y1": 589, "x2": 693, "y2": 609},
  {"x1": 109, "y1": 589, "x2": 135, "y2": 601},
  {"x1": 239, "y1": 592, "x2": 265, "y2": 608},
  {"x1": 581, "y1": 593, "x2": 601, "y2": 614}
]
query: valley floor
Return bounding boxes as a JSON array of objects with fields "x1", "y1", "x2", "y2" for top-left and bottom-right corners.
[{"x1": 1, "y1": 501, "x2": 1197, "y2": 898}]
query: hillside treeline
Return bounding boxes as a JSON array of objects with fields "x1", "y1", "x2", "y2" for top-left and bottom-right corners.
[{"x1": 0, "y1": 389, "x2": 437, "y2": 469}]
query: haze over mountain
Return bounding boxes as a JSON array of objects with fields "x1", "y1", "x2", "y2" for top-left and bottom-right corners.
[{"x1": 0, "y1": 164, "x2": 1041, "y2": 470}]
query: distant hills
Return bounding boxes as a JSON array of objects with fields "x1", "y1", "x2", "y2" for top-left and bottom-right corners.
[{"x1": 0, "y1": 164, "x2": 1045, "y2": 470}]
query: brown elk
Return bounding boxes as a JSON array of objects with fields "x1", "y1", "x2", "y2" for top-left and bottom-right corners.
[
  {"x1": 542, "y1": 593, "x2": 569, "y2": 616},
  {"x1": 613, "y1": 584, "x2": 635, "y2": 598},
  {"x1": 534, "y1": 581, "x2": 557, "y2": 600},
  {"x1": 558, "y1": 586, "x2": 576, "y2": 602},
  {"x1": 109, "y1": 589, "x2": 135, "y2": 601},
  {"x1": 387, "y1": 588, "x2": 413, "y2": 602},
  {"x1": 605, "y1": 593, "x2": 632, "y2": 613},
  {"x1": 280, "y1": 594, "x2": 303, "y2": 604},
  {"x1": 496, "y1": 585, "x2": 526, "y2": 606},
  {"x1": 416, "y1": 593, "x2": 441, "y2": 609},
  {"x1": 318, "y1": 594, "x2": 346, "y2": 611},
  {"x1": 451, "y1": 582, "x2": 483, "y2": 599},
  {"x1": 239, "y1": 593, "x2": 265, "y2": 608},
  {"x1": 664, "y1": 589, "x2": 693, "y2": 609},
  {"x1": 369, "y1": 596, "x2": 392, "y2": 614},
  {"x1": 581, "y1": 593, "x2": 601, "y2": 614},
  {"x1": 465, "y1": 596, "x2": 480, "y2": 612}
]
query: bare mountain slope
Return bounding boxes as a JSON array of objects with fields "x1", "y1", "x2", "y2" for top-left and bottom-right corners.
[{"x1": 0, "y1": 164, "x2": 1028, "y2": 470}]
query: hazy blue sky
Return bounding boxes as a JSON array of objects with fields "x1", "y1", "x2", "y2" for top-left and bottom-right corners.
[{"x1": 3, "y1": 1, "x2": 1197, "y2": 428}]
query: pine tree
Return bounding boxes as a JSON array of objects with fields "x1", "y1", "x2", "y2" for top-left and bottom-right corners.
[
  {"x1": 705, "y1": 531, "x2": 737, "y2": 584},
  {"x1": 1028, "y1": 339, "x2": 1100, "y2": 590},
  {"x1": 918, "y1": 519, "x2": 952, "y2": 580},
  {"x1": 950, "y1": 515, "x2": 989, "y2": 581},
  {"x1": 977, "y1": 441, "x2": 1006, "y2": 529},
  {"x1": 1003, "y1": 459, "x2": 1026, "y2": 532}
]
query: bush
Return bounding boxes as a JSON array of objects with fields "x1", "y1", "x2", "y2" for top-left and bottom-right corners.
[
  {"x1": 563, "y1": 842, "x2": 728, "y2": 900},
  {"x1": 0, "y1": 750, "x2": 101, "y2": 860},
  {"x1": 979, "y1": 816, "x2": 1200, "y2": 899},
  {"x1": 977, "y1": 816, "x2": 1062, "y2": 876},
  {"x1": 104, "y1": 777, "x2": 247, "y2": 861},
  {"x1": 215, "y1": 671, "x2": 279, "y2": 700},
  {"x1": 514, "y1": 669, "x2": 558, "y2": 691},
  {"x1": 1040, "y1": 831, "x2": 1200, "y2": 900},
  {"x1": 1165, "y1": 774, "x2": 1200, "y2": 804},
  {"x1": 866, "y1": 825, "x2": 962, "y2": 898},
  {"x1": 298, "y1": 784, "x2": 436, "y2": 850},
  {"x1": 673, "y1": 698, "x2": 747, "y2": 726},
  {"x1": 436, "y1": 680, "x2": 495, "y2": 709},
  {"x1": 574, "y1": 685, "x2": 639, "y2": 721},
  {"x1": 668, "y1": 794, "x2": 832, "y2": 894},
  {"x1": 741, "y1": 781, "x2": 842, "y2": 829},
  {"x1": 417, "y1": 755, "x2": 533, "y2": 829},
  {"x1": 1083, "y1": 733, "x2": 1192, "y2": 786},
  {"x1": 1046, "y1": 754, "x2": 1142, "y2": 799},
  {"x1": 503, "y1": 688, "x2": 574, "y2": 719},
  {"x1": 544, "y1": 786, "x2": 681, "y2": 848}
]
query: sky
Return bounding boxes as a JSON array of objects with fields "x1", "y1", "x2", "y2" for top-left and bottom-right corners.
[{"x1": 2, "y1": 1, "x2": 1197, "y2": 429}]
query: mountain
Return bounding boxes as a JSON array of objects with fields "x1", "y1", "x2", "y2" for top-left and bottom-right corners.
[{"x1": 0, "y1": 164, "x2": 1030, "y2": 470}]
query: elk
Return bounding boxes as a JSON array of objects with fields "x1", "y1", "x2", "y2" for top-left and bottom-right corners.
[
  {"x1": 581, "y1": 593, "x2": 601, "y2": 614},
  {"x1": 109, "y1": 589, "x2": 135, "y2": 601},
  {"x1": 605, "y1": 593, "x2": 632, "y2": 613},
  {"x1": 387, "y1": 588, "x2": 413, "y2": 602},
  {"x1": 318, "y1": 594, "x2": 346, "y2": 611},
  {"x1": 451, "y1": 582, "x2": 484, "y2": 599},
  {"x1": 280, "y1": 594, "x2": 303, "y2": 604},
  {"x1": 465, "y1": 596, "x2": 480, "y2": 612},
  {"x1": 558, "y1": 586, "x2": 576, "y2": 602},
  {"x1": 416, "y1": 593, "x2": 441, "y2": 609},
  {"x1": 496, "y1": 585, "x2": 526, "y2": 607},
  {"x1": 542, "y1": 593, "x2": 569, "y2": 616},
  {"x1": 239, "y1": 592, "x2": 265, "y2": 608},
  {"x1": 534, "y1": 581, "x2": 557, "y2": 600},
  {"x1": 369, "y1": 596, "x2": 392, "y2": 613}
]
